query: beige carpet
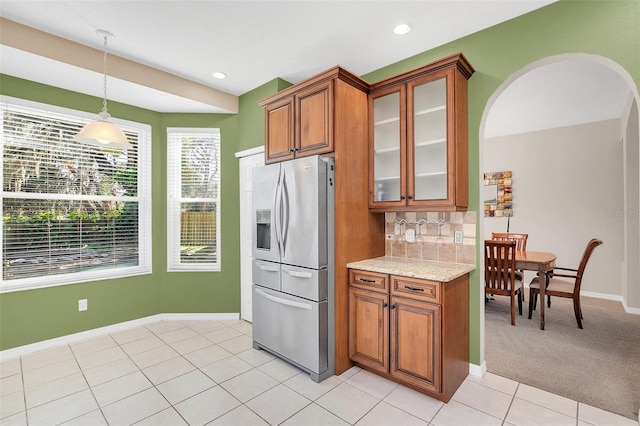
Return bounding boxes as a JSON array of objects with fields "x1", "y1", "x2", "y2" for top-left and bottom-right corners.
[{"x1": 484, "y1": 293, "x2": 640, "y2": 420}]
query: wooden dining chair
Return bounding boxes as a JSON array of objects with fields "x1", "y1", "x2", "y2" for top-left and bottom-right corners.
[
  {"x1": 491, "y1": 232, "x2": 528, "y2": 297},
  {"x1": 484, "y1": 239, "x2": 523, "y2": 326},
  {"x1": 528, "y1": 238, "x2": 603, "y2": 329},
  {"x1": 491, "y1": 233, "x2": 528, "y2": 252}
]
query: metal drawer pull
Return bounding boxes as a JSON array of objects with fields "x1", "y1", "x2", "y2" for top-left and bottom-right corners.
[
  {"x1": 404, "y1": 285, "x2": 424, "y2": 292},
  {"x1": 257, "y1": 263, "x2": 279, "y2": 272},
  {"x1": 382, "y1": 303, "x2": 388, "y2": 308},
  {"x1": 360, "y1": 278, "x2": 376, "y2": 283},
  {"x1": 255, "y1": 288, "x2": 312, "y2": 310},
  {"x1": 284, "y1": 269, "x2": 313, "y2": 278}
]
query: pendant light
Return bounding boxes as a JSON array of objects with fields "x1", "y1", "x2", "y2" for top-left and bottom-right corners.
[{"x1": 74, "y1": 29, "x2": 132, "y2": 150}]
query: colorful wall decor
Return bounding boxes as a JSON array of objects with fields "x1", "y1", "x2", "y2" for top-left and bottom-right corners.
[{"x1": 484, "y1": 171, "x2": 513, "y2": 217}]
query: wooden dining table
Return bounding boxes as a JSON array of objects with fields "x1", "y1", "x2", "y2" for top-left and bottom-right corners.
[{"x1": 514, "y1": 250, "x2": 556, "y2": 330}]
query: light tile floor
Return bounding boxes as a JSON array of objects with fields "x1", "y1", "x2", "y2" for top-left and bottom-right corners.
[{"x1": 0, "y1": 319, "x2": 637, "y2": 426}]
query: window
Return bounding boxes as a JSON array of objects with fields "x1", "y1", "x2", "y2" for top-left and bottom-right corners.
[
  {"x1": 167, "y1": 128, "x2": 220, "y2": 271},
  {"x1": 0, "y1": 96, "x2": 151, "y2": 293}
]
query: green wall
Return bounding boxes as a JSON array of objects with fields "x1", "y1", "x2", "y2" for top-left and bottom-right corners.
[
  {"x1": 236, "y1": 78, "x2": 293, "y2": 153},
  {"x1": 158, "y1": 113, "x2": 240, "y2": 314},
  {"x1": 1, "y1": 0, "x2": 638, "y2": 367}
]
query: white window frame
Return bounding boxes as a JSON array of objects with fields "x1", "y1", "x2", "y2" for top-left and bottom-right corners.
[
  {"x1": 166, "y1": 127, "x2": 221, "y2": 272},
  {"x1": 0, "y1": 96, "x2": 152, "y2": 293}
]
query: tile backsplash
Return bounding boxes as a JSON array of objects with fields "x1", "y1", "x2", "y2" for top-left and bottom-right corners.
[{"x1": 384, "y1": 211, "x2": 476, "y2": 265}]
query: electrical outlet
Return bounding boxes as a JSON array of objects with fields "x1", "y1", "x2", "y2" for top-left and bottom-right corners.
[
  {"x1": 78, "y1": 299, "x2": 88, "y2": 311},
  {"x1": 404, "y1": 228, "x2": 415, "y2": 243},
  {"x1": 454, "y1": 230, "x2": 463, "y2": 244},
  {"x1": 394, "y1": 223, "x2": 402, "y2": 235}
]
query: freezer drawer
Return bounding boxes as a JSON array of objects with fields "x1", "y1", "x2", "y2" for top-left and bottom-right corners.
[
  {"x1": 252, "y1": 286, "x2": 328, "y2": 379},
  {"x1": 252, "y1": 260, "x2": 280, "y2": 291},
  {"x1": 282, "y1": 265, "x2": 327, "y2": 302}
]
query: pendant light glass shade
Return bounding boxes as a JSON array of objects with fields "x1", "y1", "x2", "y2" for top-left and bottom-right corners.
[
  {"x1": 74, "y1": 30, "x2": 131, "y2": 150},
  {"x1": 75, "y1": 111, "x2": 132, "y2": 149}
]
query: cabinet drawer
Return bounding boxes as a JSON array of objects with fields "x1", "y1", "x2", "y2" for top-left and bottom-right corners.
[
  {"x1": 350, "y1": 269, "x2": 388, "y2": 292},
  {"x1": 391, "y1": 275, "x2": 441, "y2": 304}
]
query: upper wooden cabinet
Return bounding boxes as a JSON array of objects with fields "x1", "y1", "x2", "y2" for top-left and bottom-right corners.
[
  {"x1": 259, "y1": 67, "x2": 369, "y2": 164},
  {"x1": 368, "y1": 53, "x2": 474, "y2": 211}
]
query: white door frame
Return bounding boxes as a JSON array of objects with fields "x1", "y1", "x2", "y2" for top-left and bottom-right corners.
[{"x1": 235, "y1": 146, "x2": 264, "y2": 322}]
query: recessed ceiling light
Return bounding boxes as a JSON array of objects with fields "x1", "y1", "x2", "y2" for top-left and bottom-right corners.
[
  {"x1": 393, "y1": 23, "x2": 411, "y2": 35},
  {"x1": 211, "y1": 71, "x2": 227, "y2": 79}
]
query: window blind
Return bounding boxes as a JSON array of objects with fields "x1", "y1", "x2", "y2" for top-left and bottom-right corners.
[
  {"x1": 167, "y1": 128, "x2": 221, "y2": 271},
  {"x1": 1, "y1": 97, "x2": 151, "y2": 292}
]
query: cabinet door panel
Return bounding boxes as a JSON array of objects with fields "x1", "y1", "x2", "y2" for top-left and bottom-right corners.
[
  {"x1": 349, "y1": 288, "x2": 389, "y2": 373},
  {"x1": 369, "y1": 86, "x2": 406, "y2": 207},
  {"x1": 408, "y1": 73, "x2": 448, "y2": 203},
  {"x1": 296, "y1": 81, "x2": 333, "y2": 157},
  {"x1": 265, "y1": 98, "x2": 294, "y2": 163},
  {"x1": 391, "y1": 296, "x2": 441, "y2": 392}
]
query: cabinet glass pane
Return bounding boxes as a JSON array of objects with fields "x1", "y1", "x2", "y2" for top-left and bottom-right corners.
[
  {"x1": 373, "y1": 92, "x2": 401, "y2": 202},
  {"x1": 413, "y1": 78, "x2": 447, "y2": 200}
]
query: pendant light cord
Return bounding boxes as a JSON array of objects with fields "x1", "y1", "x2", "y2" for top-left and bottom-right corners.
[{"x1": 102, "y1": 34, "x2": 109, "y2": 114}]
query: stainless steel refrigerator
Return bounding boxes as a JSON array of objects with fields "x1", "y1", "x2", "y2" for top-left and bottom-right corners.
[{"x1": 251, "y1": 155, "x2": 334, "y2": 382}]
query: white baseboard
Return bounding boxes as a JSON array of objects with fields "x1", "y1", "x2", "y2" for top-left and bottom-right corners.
[
  {"x1": 622, "y1": 300, "x2": 640, "y2": 316},
  {"x1": 581, "y1": 290, "x2": 640, "y2": 315},
  {"x1": 469, "y1": 361, "x2": 486, "y2": 377},
  {"x1": 581, "y1": 290, "x2": 624, "y2": 302},
  {"x1": 0, "y1": 312, "x2": 240, "y2": 362}
]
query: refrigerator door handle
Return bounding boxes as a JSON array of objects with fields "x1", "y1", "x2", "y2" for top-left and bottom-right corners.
[
  {"x1": 281, "y1": 172, "x2": 290, "y2": 256},
  {"x1": 273, "y1": 167, "x2": 283, "y2": 257},
  {"x1": 283, "y1": 269, "x2": 313, "y2": 279},
  {"x1": 255, "y1": 288, "x2": 312, "y2": 310}
]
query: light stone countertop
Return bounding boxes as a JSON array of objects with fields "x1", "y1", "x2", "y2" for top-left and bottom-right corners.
[{"x1": 346, "y1": 256, "x2": 475, "y2": 282}]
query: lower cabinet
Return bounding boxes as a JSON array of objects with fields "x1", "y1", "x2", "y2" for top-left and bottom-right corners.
[
  {"x1": 391, "y1": 295, "x2": 441, "y2": 393},
  {"x1": 348, "y1": 287, "x2": 389, "y2": 373},
  {"x1": 348, "y1": 269, "x2": 468, "y2": 402}
]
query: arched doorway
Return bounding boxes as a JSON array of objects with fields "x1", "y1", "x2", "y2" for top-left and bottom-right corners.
[{"x1": 478, "y1": 52, "x2": 640, "y2": 376}]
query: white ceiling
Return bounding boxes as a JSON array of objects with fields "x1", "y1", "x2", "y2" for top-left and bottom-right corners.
[
  {"x1": 1, "y1": 0, "x2": 556, "y2": 113},
  {"x1": 485, "y1": 58, "x2": 633, "y2": 138},
  {"x1": 0, "y1": 0, "x2": 632, "y2": 135}
]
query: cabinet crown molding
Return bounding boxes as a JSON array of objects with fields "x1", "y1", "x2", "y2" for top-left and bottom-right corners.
[
  {"x1": 370, "y1": 52, "x2": 475, "y2": 91},
  {"x1": 259, "y1": 66, "x2": 369, "y2": 107}
]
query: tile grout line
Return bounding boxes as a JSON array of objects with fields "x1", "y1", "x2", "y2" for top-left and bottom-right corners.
[
  {"x1": 69, "y1": 341, "x2": 110, "y2": 426},
  {"x1": 124, "y1": 322, "x2": 193, "y2": 425},
  {"x1": 502, "y1": 382, "x2": 521, "y2": 425},
  {"x1": 19, "y1": 354, "x2": 27, "y2": 424}
]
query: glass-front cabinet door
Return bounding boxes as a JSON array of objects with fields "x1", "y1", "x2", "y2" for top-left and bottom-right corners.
[
  {"x1": 368, "y1": 53, "x2": 473, "y2": 211},
  {"x1": 407, "y1": 72, "x2": 448, "y2": 204},
  {"x1": 369, "y1": 86, "x2": 406, "y2": 207}
]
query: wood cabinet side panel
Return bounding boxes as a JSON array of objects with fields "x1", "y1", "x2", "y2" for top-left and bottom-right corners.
[
  {"x1": 334, "y1": 80, "x2": 385, "y2": 375},
  {"x1": 453, "y1": 71, "x2": 469, "y2": 208},
  {"x1": 440, "y1": 274, "x2": 470, "y2": 400}
]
